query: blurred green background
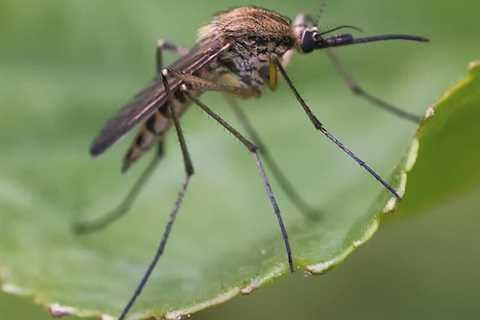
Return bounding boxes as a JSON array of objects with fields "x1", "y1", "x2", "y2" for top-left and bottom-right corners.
[{"x1": 1, "y1": 0, "x2": 479, "y2": 319}]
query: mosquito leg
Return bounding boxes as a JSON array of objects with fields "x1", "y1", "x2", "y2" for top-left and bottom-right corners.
[
  {"x1": 169, "y1": 70, "x2": 260, "y2": 98},
  {"x1": 156, "y1": 39, "x2": 188, "y2": 74},
  {"x1": 75, "y1": 40, "x2": 189, "y2": 235},
  {"x1": 274, "y1": 59, "x2": 401, "y2": 200},
  {"x1": 73, "y1": 142, "x2": 164, "y2": 235},
  {"x1": 224, "y1": 94, "x2": 319, "y2": 220},
  {"x1": 74, "y1": 41, "x2": 184, "y2": 235},
  {"x1": 117, "y1": 70, "x2": 194, "y2": 320},
  {"x1": 184, "y1": 91, "x2": 294, "y2": 273},
  {"x1": 325, "y1": 49, "x2": 422, "y2": 124}
]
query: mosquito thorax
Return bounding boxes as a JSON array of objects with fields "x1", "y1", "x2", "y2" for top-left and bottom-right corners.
[
  {"x1": 198, "y1": 7, "x2": 293, "y2": 48},
  {"x1": 197, "y1": 7, "x2": 301, "y2": 90}
]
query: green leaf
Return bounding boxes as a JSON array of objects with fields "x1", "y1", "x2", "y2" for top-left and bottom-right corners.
[
  {"x1": 396, "y1": 61, "x2": 480, "y2": 215},
  {"x1": 1, "y1": 1, "x2": 479, "y2": 319}
]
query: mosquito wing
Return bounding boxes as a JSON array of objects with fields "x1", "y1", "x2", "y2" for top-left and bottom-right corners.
[{"x1": 90, "y1": 40, "x2": 231, "y2": 157}]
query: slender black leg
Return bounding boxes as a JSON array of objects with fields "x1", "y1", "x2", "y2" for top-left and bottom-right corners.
[
  {"x1": 224, "y1": 94, "x2": 319, "y2": 220},
  {"x1": 325, "y1": 49, "x2": 422, "y2": 124},
  {"x1": 74, "y1": 40, "x2": 186, "y2": 234},
  {"x1": 274, "y1": 59, "x2": 401, "y2": 200},
  {"x1": 184, "y1": 91, "x2": 294, "y2": 273},
  {"x1": 117, "y1": 70, "x2": 194, "y2": 320},
  {"x1": 73, "y1": 143, "x2": 164, "y2": 234}
]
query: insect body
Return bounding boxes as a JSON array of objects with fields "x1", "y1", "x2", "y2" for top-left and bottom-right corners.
[
  {"x1": 79, "y1": 6, "x2": 428, "y2": 320},
  {"x1": 93, "y1": 8, "x2": 297, "y2": 170}
]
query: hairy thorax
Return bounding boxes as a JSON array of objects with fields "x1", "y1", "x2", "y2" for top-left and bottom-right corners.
[
  {"x1": 215, "y1": 37, "x2": 294, "y2": 90},
  {"x1": 199, "y1": 7, "x2": 297, "y2": 91}
]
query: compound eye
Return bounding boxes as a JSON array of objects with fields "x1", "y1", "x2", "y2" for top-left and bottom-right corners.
[
  {"x1": 301, "y1": 30, "x2": 317, "y2": 53},
  {"x1": 312, "y1": 32, "x2": 322, "y2": 42}
]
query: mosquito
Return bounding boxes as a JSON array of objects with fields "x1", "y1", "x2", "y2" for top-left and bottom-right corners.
[{"x1": 75, "y1": 6, "x2": 428, "y2": 320}]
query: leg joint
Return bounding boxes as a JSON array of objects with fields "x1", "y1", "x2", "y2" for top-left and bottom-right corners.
[
  {"x1": 157, "y1": 39, "x2": 188, "y2": 56},
  {"x1": 310, "y1": 116, "x2": 323, "y2": 130},
  {"x1": 247, "y1": 143, "x2": 260, "y2": 154},
  {"x1": 161, "y1": 68, "x2": 169, "y2": 77},
  {"x1": 157, "y1": 39, "x2": 167, "y2": 49},
  {"x1": 186, "y1": 166, "x2": 195, "y2": 177},
  {"x1": 256, "y1": 143, "x2": 265, "y2": 154},
  {"x1": 157, "y1": 39, "x2": 176, "y2": 51},
  {"x1": 351, "y1": 85, "x2": 364, "y2": 95}
]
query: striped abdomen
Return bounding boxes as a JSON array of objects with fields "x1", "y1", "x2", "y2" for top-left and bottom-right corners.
[{"x1": 122, "y1": 89, "x2": 191, "y2": 172}]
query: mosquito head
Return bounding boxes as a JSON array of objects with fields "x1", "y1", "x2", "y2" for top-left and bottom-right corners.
[{"x1": 292, "y1": 13, "x2": 429, "y2": 54}]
